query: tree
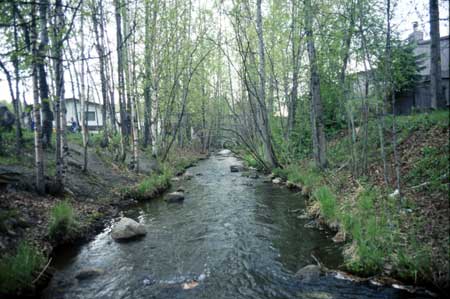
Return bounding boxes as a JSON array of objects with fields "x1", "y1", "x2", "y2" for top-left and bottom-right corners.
[
  {"x1": 92, "y1": 0, "x2": 110, "y2": 147},
  {"x1": 114, "y1": 0, "x2": 127, "y2": 162},
  {"x1": 305, "y1": 0, "x2": 326, "y2": 169},
  {"x1": 37, "y1": 0, "x2": 54, "y2": 148},
  {"x1": 52, "y1": 0, "x2": 66, "y2": 190},
  {"x1": 256, "y1": 0, "x2": 278, "y2": 168},
  {"x1": 31, "y1": 2, "x2": 45, "y2": 194},
  {"x1": 429, "y1": 0, "x2": 442, "y2": 109}
]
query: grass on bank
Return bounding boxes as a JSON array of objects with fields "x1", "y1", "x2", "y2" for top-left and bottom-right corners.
[
  {"x1": 0, "y1": 242, "x2": 45, "y2": 294},
  {"x1": 48, "y1": 200, "x2": 79, "y2": 240},
  {"x1": 123, "y1": 164, "x2": 173, "y2": 200},
  {"x1": 268, "y1": 110, "x2": 447, "y2": 286}
]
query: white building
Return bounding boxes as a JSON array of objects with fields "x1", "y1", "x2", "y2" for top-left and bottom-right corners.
[{"x1": 65, "y1": 98, "x2": 104, "y2": 131}]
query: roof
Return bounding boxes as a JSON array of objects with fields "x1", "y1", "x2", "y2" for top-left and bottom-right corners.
[
  {"x1": 416, "y1": 35, "x2": 450, "y2": 46},
  {"x1": 65, "y1": 98, "x2": 103, "y2": 106}
]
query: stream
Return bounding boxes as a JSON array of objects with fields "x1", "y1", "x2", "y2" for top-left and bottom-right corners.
[{"x1": 43, "y1": 154, "x2": 430, "y2": 299}]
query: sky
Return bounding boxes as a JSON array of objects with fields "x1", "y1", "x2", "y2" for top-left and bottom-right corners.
[{"x1": 0, "y1": 0, "x2": 448, "y2": 105}]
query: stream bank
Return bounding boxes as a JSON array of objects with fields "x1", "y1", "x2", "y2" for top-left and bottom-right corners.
[
  {"x1": 0, "y1": 141, "x2": 204, "y2": 298},
  {"x1": 42, "y1": 153, "x2": 432, "y2": 299}
]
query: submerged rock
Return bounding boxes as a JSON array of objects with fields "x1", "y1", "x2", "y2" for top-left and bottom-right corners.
[
  {"x1": 297, "y1": 213, "x2": 309, "y2": 220},
  {"x1": 230, "y1": 165, "x2": 244, "y2": 172},
  {"x1": 75, "y1": 268, "x2": 104, "y2": 280},
  {"x1": 111, "y1": 217, "x2": 146, "y2": 240},
  {"x1": 295, "y1": 265, "x2": 322, "y2": 282},
  {"x1": 165, "y1": 192, "x2": 185, "y2": 203}
]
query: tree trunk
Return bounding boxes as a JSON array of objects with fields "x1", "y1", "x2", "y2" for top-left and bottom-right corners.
[
  {"x1": 386, "y1": 0, "x2": 401, "y2": 194},
  {"x1": 114, "y1": 0, "x2": 127, "y2": 162},
  {"x1": 305, "y1": 0, "x2": 327, "y2": 169},
  {"x1": 92, "y1": 0, "x2": 109, "y2": 147},
  {"x1": 53, "y1": 0, "x2": 65, "y2": 191},
  {"x1": 80, "y1": 8, "x2": 88, "y2": 172},
  {"x1": 256, "y1": 0, "x2": 278, "y2": 169},
  {"x1": 31, "y1": 3, "x2": 45, "y2": 194},
  {"x1": 143, "y1": 0, "x2": 156, "y2": 149},
  {"x1": 429, "y1": 0, "x2": 442, "y2": 109},
  {"x1": 38, "y1": 0, "x2": 53, "y2": 148},
  {"x1": 12, "y1": 4, "x2": 22, "y2": 156}
]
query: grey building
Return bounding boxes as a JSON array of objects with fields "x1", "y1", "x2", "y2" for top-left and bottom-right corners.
[{"x1": 395, "y1": 23, "x2": 449, "y2": 114}]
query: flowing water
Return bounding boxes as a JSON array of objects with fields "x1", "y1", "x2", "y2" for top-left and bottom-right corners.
[{"x1": 43, "y1": 154, "x2": 429, "y2": 299}]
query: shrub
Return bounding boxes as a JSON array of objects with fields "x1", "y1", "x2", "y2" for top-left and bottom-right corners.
[
  {"x1": 48, "y1": 200, "x2": 78, "y2": 240},
  {"x1": 0, "y1": 242, "x2": 45, "y2": 293},
  {"x1": 313, "y1": 186, "x2": 337, "y2": 221}
]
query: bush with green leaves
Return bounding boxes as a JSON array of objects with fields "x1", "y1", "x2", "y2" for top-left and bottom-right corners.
[
  {"x1": 0, "y1": 242, "x2": 45, "y2": 293},
  {"x1": 48, "y1": 200, "x2": 78, "y2": 240}
]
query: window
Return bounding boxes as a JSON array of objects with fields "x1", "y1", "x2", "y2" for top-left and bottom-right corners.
[{"x1": 86, "y1": 111, "x2": 96, "y2": 121}]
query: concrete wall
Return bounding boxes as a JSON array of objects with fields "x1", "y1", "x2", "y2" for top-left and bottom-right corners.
[{"x1": 414, "y1": 37, "x2": 449, "y2": 76}]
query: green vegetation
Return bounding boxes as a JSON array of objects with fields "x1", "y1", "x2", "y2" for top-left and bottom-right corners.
[
  {"x1": 406, "y1": 145, "x2": 448, "y2": 192},
  {"x1": 124, "y1": 165, "x2": 173, "y2": 200},
  {"x1": 242, "y1": 153, "x2": 263, "y2": 170},
  {"x1": 0, "y1": 209, "x2": 19, "y2": 233},
  {"x1": 272, "y1": 163, "x2": 322, "y2": 192},
  {"x1": 0, "y1": 242, "x2": 45, "y2": 293},
  {"x1": 313, "y1": 186, "x2": 337, "y2": 221},
  {"x1": 280, "y1": 111, "x2": 448, "y2": 285},
  {"x1": 48, "y1": 200, "x2": 78, "y2": 240}
]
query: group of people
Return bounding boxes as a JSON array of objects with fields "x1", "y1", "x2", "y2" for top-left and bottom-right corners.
[{"x1": 28, "y1": 117, "x2": 79, "y2": 133}]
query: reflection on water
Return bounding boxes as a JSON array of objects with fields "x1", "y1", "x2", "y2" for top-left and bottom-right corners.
[{"x1": 43, "y1": 155, "x2": 429, "y2": 299}]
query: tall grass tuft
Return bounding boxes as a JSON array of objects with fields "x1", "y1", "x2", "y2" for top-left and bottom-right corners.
[
  {"x1": 313, "y1": 186, "x2": 337, "y2": 221},
  {"x1": 0, "y1": 242, "x2": 45, "y2": 293},
  {"x1": 48, "y1": 200, "x2": 78, "y2": 240},
  {"x1": 125, "y1": 164, "x2": 173, "y2": 200}
]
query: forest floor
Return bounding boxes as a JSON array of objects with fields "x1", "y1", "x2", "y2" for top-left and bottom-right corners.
[
  {"x1": 0, "y1": 132, "x2": 204, "y2": 297},
  {"x1": 257, "y1": 110, "x2": 449, "y2": 295}
]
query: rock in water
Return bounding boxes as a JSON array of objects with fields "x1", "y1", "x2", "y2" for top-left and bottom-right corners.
[
  {"x1": 182, "y1": 280, "x2": 199, "y2": 290},
  {"x1": 111, "y1": 217, "x2": 146, "y2": 240},
  {"x1": 218, "y1": 149, "x2": 231, "y2": 155},
  {"x1": 332, "y1": 231, "x2": 345, "y2": 243},
  {"x1": 272, "y1": 178, "x2": 282, "y2": 184},
  {"x1": 295, "y1": 265, "x2": 322, "y2": 282},
  {"x1": 184, "y1": 171, "x2": 194, "y2": 180},
  {"x1": 165, "y1": 192, "x2": 185, "y2": 203},
  {"x1": 230, "y1": 165, "x2": 243, "y2": 172},
  {"x1": 75, "y1": 268, "x2": 104, "y2": 280}
]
